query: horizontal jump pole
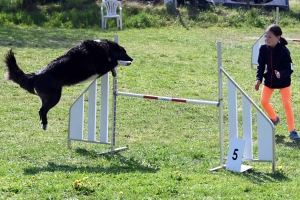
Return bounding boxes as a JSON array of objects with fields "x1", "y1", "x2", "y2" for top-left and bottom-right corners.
[
  {"x1": 286, "y1": 38, "x2": 300, "y2": 42},
  {"x1": 116, "y1": 91, "x2": 219, "y2": 106}
]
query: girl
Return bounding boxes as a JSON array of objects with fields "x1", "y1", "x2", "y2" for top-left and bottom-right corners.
[{"x1": 254, "y1": 24, "x2": 300, "y2": 140}]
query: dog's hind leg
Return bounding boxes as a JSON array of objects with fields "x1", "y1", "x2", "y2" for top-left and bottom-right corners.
[{"x1": 38, "y1": 89, "x2": 62, "y2": 130}]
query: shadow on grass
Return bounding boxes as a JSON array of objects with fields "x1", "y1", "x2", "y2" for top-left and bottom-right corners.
[
  {"x1": 165, "y1": 6, "x2": 189, "y2": 30},
  {"x1": 176, "y1": 9, "x2": 189, "y2": 30},
  {"x1": 0, "y1": 26, "x2": 107, "y2": 49},
  {"x1": 239, "y1": 169, "x2": 290, "y2": 184},
  {"x1": 275, "y1": 134, "x2": 300, "y2": 148},
  {"x1": 23, "y1": 148, "x2": 159, "y2": 175},
  {"x1": 217, "y1": 167, "x2": 290, "y2": 184}
]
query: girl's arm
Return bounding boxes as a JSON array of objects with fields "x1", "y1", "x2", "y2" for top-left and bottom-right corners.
[
  {"x1": 278, "y1": 52, "x2": 293, "y2": 79},
  {"x1": 256, "y1": 46, "x2": 266, "y2": 82}
]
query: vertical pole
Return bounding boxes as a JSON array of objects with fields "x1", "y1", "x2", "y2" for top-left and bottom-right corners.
[
  {"x1": 110, "y1": 35, "x2": 119, "y2": 152},
  {"x1": 111, "y1": 68, "x2": 118, "y2": 152},
  {"x1": 227, "y1": 80, "x2": 238, "y2": 139},
  {"x1": 97, "y1": 35, "x2": 127, "y2": 155},
  {"x1": 100, "y1": 75, "x2": 109, "y2": 143},
  {"x1": 272, "y1": 130, "x2": 276, "y2": 173},
  {"x1": 272, "y1": 97, "x2": 276, "y2": 173},
  {"x1": 88, "y1": 79, "x2": 97, "y2": 141},
  {"x1": 99, "y1": 35, "x2": 119, "y2": 144},
  {"x1": 217, "y1": 42, "x2": 224, "y2": 167},
  {"x1": 275, "y1": 7, "x2": 279, "y2": 25}
]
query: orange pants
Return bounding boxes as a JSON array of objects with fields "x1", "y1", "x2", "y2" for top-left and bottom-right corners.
[{"x1": 260, "y1": 85, "x2": 294, "y2": 132}]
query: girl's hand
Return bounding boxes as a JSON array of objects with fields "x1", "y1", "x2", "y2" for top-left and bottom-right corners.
[
  {"x1": 275, "y1": 70, "x2": 280, "y2": 79},
  {"x1": 255, "y1": 80, "x2": 261, "y2": 91}
]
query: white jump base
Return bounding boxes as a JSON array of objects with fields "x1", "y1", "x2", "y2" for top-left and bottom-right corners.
[{"x1": 68, "y1": 37, "x2": 276, "y2": 172}]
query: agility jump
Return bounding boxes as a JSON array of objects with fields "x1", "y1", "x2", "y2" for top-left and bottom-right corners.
[{"x1": 68, "y1": 37, "x2": 276, "y2": 172}]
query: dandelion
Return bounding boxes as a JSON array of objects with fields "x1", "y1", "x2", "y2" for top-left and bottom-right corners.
[
  {"x1": 73, "y1": 180, "x2": 83, "y2": 188},
  {"x1": 278, "y1": 166, "x2": 283, "y2": 170},
  {"x1": 119, "y1": 191, "x2": 123, "y2": 194},
  {"x1": 74, "y1": 182, "x2": 82, "y2": 187},
  {"x1": 174, "y1": 170, "x2": 179, "y2": 174}
]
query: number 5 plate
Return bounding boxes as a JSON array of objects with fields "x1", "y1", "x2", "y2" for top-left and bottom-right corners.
[{"x1": 226, "y1": 138, "x2": 246, "y2": 172}]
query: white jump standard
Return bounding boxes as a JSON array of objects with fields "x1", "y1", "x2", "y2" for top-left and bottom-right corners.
[
  {"x1": 68, "y1": 36, "x2": 131, "y2": 155},
  {"x1": 68, "y1": 38, "x2": 276, "y2": 172}
]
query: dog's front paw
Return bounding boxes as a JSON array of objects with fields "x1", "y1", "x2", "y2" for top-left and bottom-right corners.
[
  {"x1": 42, "y1": 124, "x2": 48, "y2": 130},
  {"x1": 111, "y1": 68, "x2": 116, "y2": 77}
]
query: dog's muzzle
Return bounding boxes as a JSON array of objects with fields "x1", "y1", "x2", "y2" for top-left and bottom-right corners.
[{"x1": 118, "y1": 60, "x2": 132, "y2": 66}]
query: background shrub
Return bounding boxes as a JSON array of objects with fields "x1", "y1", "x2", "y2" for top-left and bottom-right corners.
[{"x1": 0, "y1": 0, "x2": 299, "y2": 29}]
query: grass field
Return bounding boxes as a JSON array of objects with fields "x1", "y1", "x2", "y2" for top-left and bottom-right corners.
[{"x1": 0, "y1": 24, "x2": 300, "y2": 199}]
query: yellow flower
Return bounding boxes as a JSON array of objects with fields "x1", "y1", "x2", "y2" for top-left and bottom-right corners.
[
  {"x1": 73, "y1": 180, "x2": 83, "y2": 187},
  {"x1": 269, "y1": 167, "x2": 272, "y2": 172},
  {"x1": 174, "y1": 170, "x2": 179, "y2": 174},
  {"x1": 76, "y1": 182, "x2": 82, "y2": 187},
  {"x1": 119, "y1": 191, "x2": 123, "y2": 194},
  {"x1": 278, "y1": 166, "x2": 283, "y2": 170}
]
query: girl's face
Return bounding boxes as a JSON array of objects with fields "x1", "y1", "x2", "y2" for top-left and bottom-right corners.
[{"x1": 264, "y1": 31, "x2": 280, "y2": 48}]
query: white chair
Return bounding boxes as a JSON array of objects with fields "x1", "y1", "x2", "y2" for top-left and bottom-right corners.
[{"x1": 101, "y1": 0, "x2": 122, "y2": 30}]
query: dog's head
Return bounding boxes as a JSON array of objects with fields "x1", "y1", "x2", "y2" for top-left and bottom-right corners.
[{"x1": 105, "y1": 40, "x2": 133, "y2": 66}]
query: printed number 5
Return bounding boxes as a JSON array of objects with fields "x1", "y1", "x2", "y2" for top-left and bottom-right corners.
[{"x1": 232, "y1": 148, "x2": 238, "y2": 160}]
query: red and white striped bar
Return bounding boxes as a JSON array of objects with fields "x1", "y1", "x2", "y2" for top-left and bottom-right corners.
[
  {"x1": 116, "y1": 91, "x2": 219, "y2": 106},
  {"x1": 286, "y1": 38, "x2": 300, "y2": 42}
]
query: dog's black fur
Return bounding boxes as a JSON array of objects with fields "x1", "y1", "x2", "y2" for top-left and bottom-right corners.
[{"x1": 4, "y1": 39, "x2": 133, "y2": 130}]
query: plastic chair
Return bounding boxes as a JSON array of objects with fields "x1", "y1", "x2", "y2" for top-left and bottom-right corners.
[{"x1": 101, "y1": 0, "x2": 122, "y2": 30}]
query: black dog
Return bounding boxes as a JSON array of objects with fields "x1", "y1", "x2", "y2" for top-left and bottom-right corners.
[{"x1": 4, "y1": 39, "x2": 133, "y2": 130}]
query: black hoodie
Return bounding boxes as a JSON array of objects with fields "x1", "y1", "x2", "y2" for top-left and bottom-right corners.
[{"x1": 256, "y1": 42, "x2": 293, "y2": 89}]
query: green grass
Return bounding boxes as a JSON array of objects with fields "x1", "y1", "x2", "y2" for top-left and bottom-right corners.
[
  {"x1": 0, "y1": 0, "x2": 300, "y2": 29},
  {"x1": 1, "y1": 2, "x2": 300, "y2": 198},
  {"x1": 1, "y1": 25, "x2": 300, "y2": 199}
]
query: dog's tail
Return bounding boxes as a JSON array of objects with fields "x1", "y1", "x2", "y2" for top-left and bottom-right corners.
[{"x1": 4, "y1": 49, "x2": 36, "y2": 94}]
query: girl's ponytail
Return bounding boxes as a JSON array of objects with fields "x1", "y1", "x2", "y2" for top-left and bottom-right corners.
[{"x1": 279, "y1": 37, "x2": 288, "y2": 45}]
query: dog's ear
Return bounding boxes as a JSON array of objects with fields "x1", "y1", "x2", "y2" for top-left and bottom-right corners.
[{"x1": 106, "y1": 40, "x2": 121, "y2": 61}]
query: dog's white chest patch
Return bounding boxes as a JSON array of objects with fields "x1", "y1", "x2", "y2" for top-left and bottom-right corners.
[{"x1": 118, "y1": 60, "x2": 132, "y2": 66}]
